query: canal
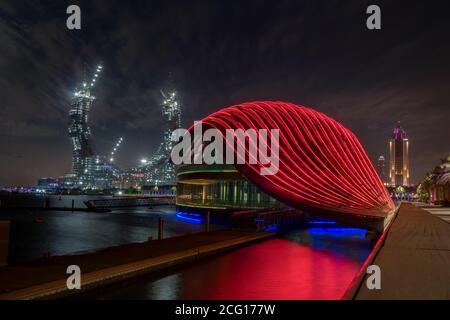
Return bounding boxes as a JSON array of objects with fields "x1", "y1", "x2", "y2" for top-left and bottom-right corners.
[
  {"x1": 79, "y1": 227, "x2": 372, "y2": 300},
  {"x1": 0, "y1": 206, "x2": 373, "y2": 299}
]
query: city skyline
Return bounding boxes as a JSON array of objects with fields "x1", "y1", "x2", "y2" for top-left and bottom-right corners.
[{"x1": 1, "y1": 1, "x2": 450, "y2": 186}]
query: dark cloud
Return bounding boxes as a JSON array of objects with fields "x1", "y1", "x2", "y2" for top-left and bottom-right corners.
[{"x1": 0, "y1": 0, "x2": 449, "y2": 186}]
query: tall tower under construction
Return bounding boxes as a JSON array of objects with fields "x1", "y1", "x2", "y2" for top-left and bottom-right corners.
[
  {"x1": 133, "y1": 80, "x2": 181, "y2": 187},
  {"x1": 68, "y1": 65, "x2": 102, "y2": 184},
  {"x1": 143, "y1": 89, "x2": 181, "y2": 185}
]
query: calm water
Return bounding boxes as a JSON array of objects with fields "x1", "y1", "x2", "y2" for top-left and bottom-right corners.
[
  {"x1": 1, "y1": 206, "x2": 373, "y2": 299},
  {"x1": 80, "y1": 227, "x2": 372, "y2": 300},
  {"x1": 0, "y1": 205, "x2": 221, "y2": 264}
]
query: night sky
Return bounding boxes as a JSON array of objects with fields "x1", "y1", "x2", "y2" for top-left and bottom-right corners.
[{"x1": 1, "y1": 0, "x2": 449, "y2": 186}]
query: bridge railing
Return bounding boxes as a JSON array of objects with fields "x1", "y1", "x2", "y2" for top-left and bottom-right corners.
[{"x1": 85, "y1": 195, "x2": 175, "y2": 209}]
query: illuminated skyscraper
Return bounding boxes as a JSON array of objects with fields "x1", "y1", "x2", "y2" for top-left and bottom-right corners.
[
  {"x1": 377, "y1": 155, "x2": 387, "y2": 184},
  {"x1": 389, "y1": 122, "x2": 410, "y2": 186}
]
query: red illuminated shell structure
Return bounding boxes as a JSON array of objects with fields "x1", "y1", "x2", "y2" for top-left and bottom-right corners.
[{"x1": 196, "y1": 101, "x2": 395, "y2": 221}]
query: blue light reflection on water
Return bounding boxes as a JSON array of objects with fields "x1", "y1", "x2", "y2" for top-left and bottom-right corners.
[
  {"x1": 281, "y1": 226, "x2": 371, "y2": 264},
  {"x1": 308, "y1": 227, "x2": 367, "y2": 238},
  {"x1": 175, "y1": 212, "x2": 204, "y2": 224},
  {"x1": 307, "y1": 221, "x2": 337, "y2": 225},
  {"x1": 263, "y1": 225, "x2": 279, "y2": 232}
]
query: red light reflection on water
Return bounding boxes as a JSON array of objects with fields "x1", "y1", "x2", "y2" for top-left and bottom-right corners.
[{"x1": 178, "y1": 238, "x2": 361, "y2": 300}]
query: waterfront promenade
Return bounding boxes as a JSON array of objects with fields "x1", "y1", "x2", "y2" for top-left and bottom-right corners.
[
  {"x1": 347, "y1": 203, "x2": 450, "y2": 299},
  {"x1": 0, "y1": 229, "x2": 274, "y2": 300}
]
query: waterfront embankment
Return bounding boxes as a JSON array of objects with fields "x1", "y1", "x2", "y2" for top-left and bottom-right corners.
[{"x1": 0, "y1": 229, "x2": 274, "y2": 300}]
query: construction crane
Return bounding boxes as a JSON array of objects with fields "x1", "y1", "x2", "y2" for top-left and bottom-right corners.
[{"x1": 109, "y1": 137, "x2": 124, "y2": 163}]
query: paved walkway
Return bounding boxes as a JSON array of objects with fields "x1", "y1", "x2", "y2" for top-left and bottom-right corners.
[
  {"x1": 422, "y1": 207, "x2": 450, "y2": 222},
  {"x1": 351, "y1": 203, "x2": 450, "y2": 299}
]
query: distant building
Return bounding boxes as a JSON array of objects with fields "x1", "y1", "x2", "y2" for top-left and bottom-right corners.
[
  {"x1": 419, "y1": 156, "x2": 450, "y2": 204},
  {"x1": 376, "y1": 155, "x2": 387, "y2": 184},
  {"x1": 37, "y1": 177, "x2": 61, "y2": 190},
  {"x1": 81, "y1": 155, "x2": 120, "y2": 190},
  {"x1": 142, "y1": 184, "x2": 176, "y2": 196},
  {"x1": 36, "y1": 174, "x2": 77, "y2": 191},
  {"x1": 389, "y1": 122, "x2": 410, "y2": 186}
]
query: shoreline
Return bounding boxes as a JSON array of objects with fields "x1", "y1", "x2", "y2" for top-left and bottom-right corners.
[{"x1": 0, "y1": 229, "x2": 275, "y2": 300}]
